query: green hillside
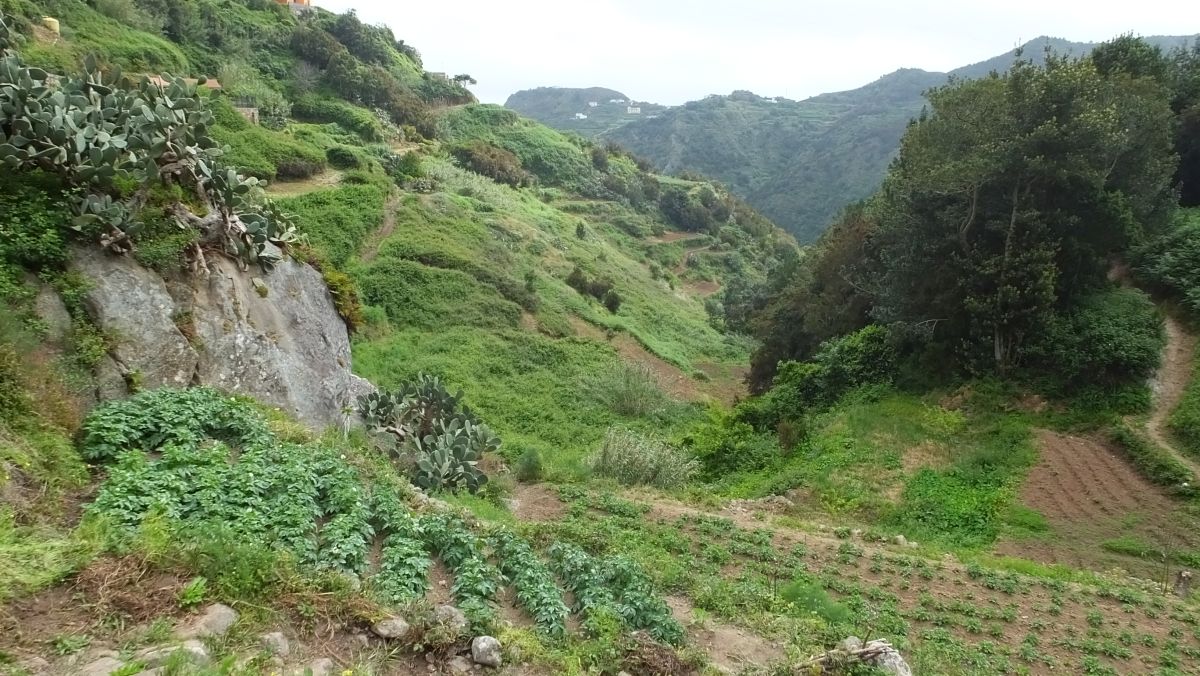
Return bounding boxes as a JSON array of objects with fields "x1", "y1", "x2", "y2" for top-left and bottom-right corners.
[
  {"x1": 508, "y1": 35, "x2": 1198, "y2": 242},
  {"x1": 4, "y1": 4, "x2": 1200, "y2": 675},
  {"x1": 503, "y1": 86, "x2": 667, "y2": 137}
]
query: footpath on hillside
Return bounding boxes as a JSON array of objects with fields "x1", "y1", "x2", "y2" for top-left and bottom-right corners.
[{"x1": 1146, "y1": 313, "x2": 1200, "y2": 477}]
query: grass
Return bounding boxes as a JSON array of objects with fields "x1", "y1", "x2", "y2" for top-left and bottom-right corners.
[{"x1": 1168, "y1": 353, "x2": 1200, "y2": 460}]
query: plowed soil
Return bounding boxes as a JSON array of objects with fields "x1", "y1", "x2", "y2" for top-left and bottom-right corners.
[{"x1": 997, "y1": 430, "x2": 1200, "y2": 576}]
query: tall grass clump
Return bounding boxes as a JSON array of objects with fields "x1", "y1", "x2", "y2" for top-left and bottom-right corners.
[
  {"x1": 583, "y1": 362, "x2": 668, "y2": 417},
  {"x1": 590, "y1": 428, "x2": 697, "y2": 489}
]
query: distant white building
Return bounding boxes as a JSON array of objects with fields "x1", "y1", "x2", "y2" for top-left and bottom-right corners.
[
  {"x1": 574, "y1": 113, "x2": 589, "y2": 120},
  {"x1": 626, "y1": 106, "x2": 641, "y2": 114},
  {"x1": 610, "y1": 98, "x2": 626, "y2": 104},
  {"x1": 587, "y1": 101, "x2": 599, "y2": 107}
]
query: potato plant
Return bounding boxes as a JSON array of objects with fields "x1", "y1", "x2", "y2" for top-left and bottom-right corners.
[
  {"x1": 489, "y1": 530, "x2": 569, "y2": 638},
  {"x1": 419, "y1": 513, "x2": 501, "y2": 631}
]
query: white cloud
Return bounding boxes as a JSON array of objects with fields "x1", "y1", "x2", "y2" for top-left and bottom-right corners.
[{"x1": 315, "y1": 0, "x2": 1198, "y2": 104}]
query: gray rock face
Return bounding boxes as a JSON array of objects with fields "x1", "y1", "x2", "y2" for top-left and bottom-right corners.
[
  {"x1": 371, "y1": 615, "x2": 411, "y2": 639},
  {"x1": 863, "y1": 640, "x2": 912, "y2": 676},
  {"x1": 70, "y1": 247, "x2": 373, "y2": 430},
  {"x1": 33, "y1": 281, "x2": 72, "y2": 343},
  {"x1": 73, "y1": 246, "x2": 198, "y2": 391},
  {"x1": 185, "y1": 256, "x2": 372, "y2": 429},
  {"x1": 471, "y1": 635, "x2": 502, "y2": 667},
  {"x1": 177, "y1": 603, "x2": 238, "y2": 639}
]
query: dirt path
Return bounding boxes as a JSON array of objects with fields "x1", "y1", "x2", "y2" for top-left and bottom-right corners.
[
  {"x1": 359, "y1": 194, "x2": 401, "y2": 264},
  {"x1": 1146, "y1": 314, "x2": 1200, "y2": 476},
  {"x1": 263, "y1": 169, "x2": 345, "y2": 197}
]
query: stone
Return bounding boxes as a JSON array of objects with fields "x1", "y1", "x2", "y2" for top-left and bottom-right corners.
[
  {"x1": 434, "y1": 604, "x2": 469, "y2": 635},
  {"x1": 131, "y1": 669, "x2": 165, "y2": 676},
  {"x1": 33, "y1": 282, "x2": 72, "y2": 343},
  {"x1": 372, "y1": 615, "x2": 411, "y2": 639},
  {"x1": 851, "y1": 529, "x2": 864, "y2": 539},
  {"x1": 260, "y1": 631, "x2": 290, "y2": 656},
  {"x1": 471, "y1": 636, "x2": 503, "y2": 667},
  {"x1": 308, "y1": 658, "x2": 335, "y2": 676},
  {"x1": 447, "y1": 656, "x2": 473, "y2": 674},
  {"x1": 353, "y1": 632, "x2": 370, "y2": 647},
  {"x1": 18, "y1": 656, "x2": 50, "y2": 675},
  {"x1": 177, "y1": 603, "x2": 238, "y2": 639},
  {"x1": 77, "y1": 656, "x2": 124, "y2": 676},
  {"x1": 863, "y1": 640, "x2": 913, "y2": 676},
  {"x1": 838, "y1": 636, "x2": 863, "y2": 652},
  {"x1": 892, "y1": 535, "x2": 908, "y2": 547},
  {"x1": 72, "y1": 245, "x2": 198, "y2": 391},
  {"x1": 94, "y1": 353, "x2": 128, "y2": 401},
  {"x1": 135, "y1": 640, "x2": 209, "y2": 668}
]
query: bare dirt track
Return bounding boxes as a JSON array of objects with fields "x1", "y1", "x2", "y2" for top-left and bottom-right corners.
[{"x1": 1147, "y1": 314, "x2": 1200, "y2": 477}]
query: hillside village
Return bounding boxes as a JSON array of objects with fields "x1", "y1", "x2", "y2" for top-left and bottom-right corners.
[{"x1": 0, "y1": 1, "x2": 1199, "y2": 676}]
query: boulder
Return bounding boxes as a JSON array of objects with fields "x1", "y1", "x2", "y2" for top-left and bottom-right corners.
[
  {"x1": 260, "y1": 631, "x2": 290, "y2": 656},
  {"x1": 177, "y1": 603, "x2": 238, "y2": 639},
  {"x1": 434, "y1": 604, "x2": 469, "y2": 635},
  {"x1": 307, "y1": 658, "x2": 335, "y2": 676},
  {"x1": 371, "y1": 615, "x2": 411, "y2": 639},
  {"x1": 72, "y1": 246, "x2": 198, "y2": 390},
  {"x1": 864, "y1": 640, "x2": 913, "y2": 676},
  {"x1": 77, "y1": 656, "x2": 124, "y2": 676},
  {"x1": 471, "y1": 636, "x2": 503, "y2": 667},
  {"x1": 892, "y1": 535, "x2": 908, "y2": 547},
  {"x1": 838, "y1": 636, "x2": 863, "y2": 652}
]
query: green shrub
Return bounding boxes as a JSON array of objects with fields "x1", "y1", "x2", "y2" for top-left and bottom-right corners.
[
  {"x1": 278, "y1": 184, "x2": 388, "y2": 267},
  {"x1": 515, "y1": 448, "x2": 543, "y2": 482},
  {"x1": 292, "y1": 95, "x2": 385, "y2": 142},
  {"x1": 210, "y1": 111, "x2": 327, "y2": 181},
  {"x1": 780, "y1": 578, "x2": 852, "y2": 625},
  {"x1": 748, "y1": 325, "x2": 896, "y2": 427},
  {"x1": 1135, "y1": 209, "x2": 1200, "y2": 317},
  {"x1": 326, "y1": 145, "x2": 363, "y2": 169},
  {"x1": 590, "y1": 428, "x2": 698, "y2": 489},
  {"x1": 1026, "y1": 288, "x2": 1164, "y2": 387},
  {"x1": 683, "y1": 411, "x2": 780, "y2": 478},
  {"x1": 450, "y1": 141, "x2": 534, "y2": 188}
]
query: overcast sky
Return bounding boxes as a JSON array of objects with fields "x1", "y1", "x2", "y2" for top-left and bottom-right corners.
[{"x1": 315, "y1": 0, "x2": 1197, "y2": 105}]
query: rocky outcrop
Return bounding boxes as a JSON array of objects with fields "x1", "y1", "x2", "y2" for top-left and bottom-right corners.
[{"x1": 68, "y1": 247, "x2": 372, "y2": 430}]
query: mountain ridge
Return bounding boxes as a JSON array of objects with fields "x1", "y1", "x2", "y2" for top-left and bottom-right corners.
[{"x1": 506, "y1": 34, "x2": 1198, "y2": 241}]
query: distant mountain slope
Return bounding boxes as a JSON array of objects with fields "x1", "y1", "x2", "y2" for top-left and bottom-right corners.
[
  {"x1": 507, "y1": 35, "x2": 1197, "y2": 242},
  {"x1": 504, "y1": 86, "x2": 667, "y2": 136}
]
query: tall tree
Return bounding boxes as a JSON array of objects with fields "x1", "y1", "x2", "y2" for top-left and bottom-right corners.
[{"x1": 868, "y1": 52, "x2": 1176, "y2": 373}]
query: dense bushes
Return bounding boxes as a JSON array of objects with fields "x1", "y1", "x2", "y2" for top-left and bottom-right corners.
[
  {"x1": 1025, "y1": 288, "x2": 1164, "y2": 388},
  {"x1": 450, "y1": 141, "x2": 533, "y2": 188},
  {"x1": 208, "y1": 99, "x2": 326, "y2": 180},
  {"x1": 566, "y1": 266, "x2": 621, "y2": 313},
  {"x1": 1136, "y1": 209, "x2": 1200, "y2": 316},
  {"x1": 292, "y1": 95, "x2": 386, "y2": 142},
  {"x1": 746, "y1": 325, "x2": 896, "y2": 427}
]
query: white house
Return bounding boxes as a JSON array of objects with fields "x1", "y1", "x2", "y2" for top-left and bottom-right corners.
[
  {"x1": 626, "y1": 106, "x2": 641, "y2": 114},
  {"x1": 609, "y1": 98, "x2": 626, "y2": 104},
  {"x1": 587, "y1": 101, "x2": 599, "y2": 107},
  {"x1": 574, "y1": 113, "x2": 589, "y2": 120}
]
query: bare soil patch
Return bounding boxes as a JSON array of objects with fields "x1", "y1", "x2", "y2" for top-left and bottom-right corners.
[
  {"x1": 510, "y1": 483, "x2": 568, "y2": 523},
  {"x1": 667, "y1": 595, "x2": 782, "y2": 673},
  {"x1": 360, "y1": 194, "x2": 401, "y2": 264},
  {"x1": 263, "y1": 169, "x2": 346, "y2": 198},
  {"x1": 997, "y1": 430, "x2": 1200, "y2": 576},
  {"x1": 646, "y1": 231, "x2": 705, "y2": 244}
]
